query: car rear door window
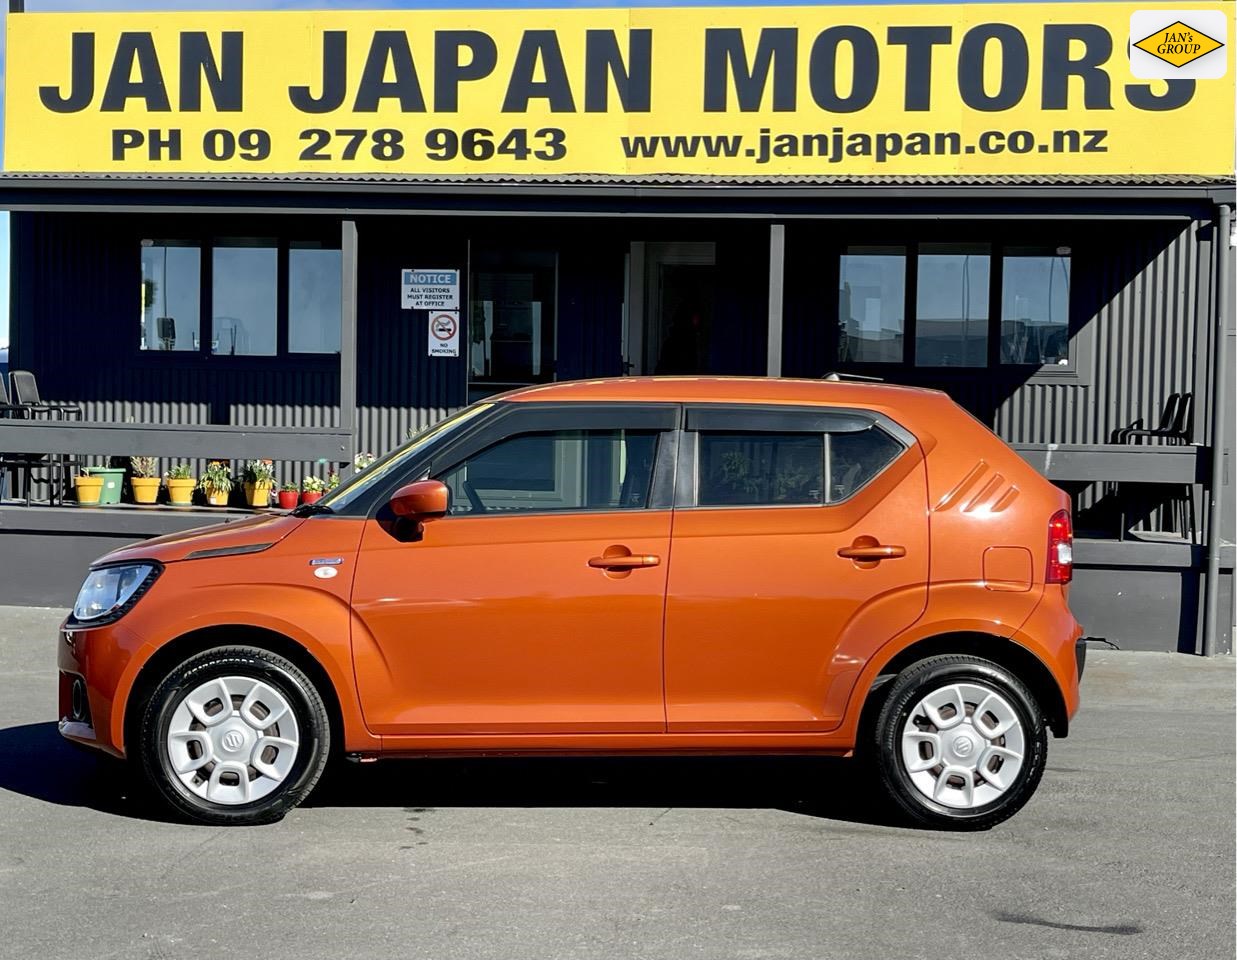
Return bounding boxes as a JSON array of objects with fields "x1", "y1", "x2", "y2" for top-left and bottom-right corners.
[
  {"x1": 692, "y1": 414, "x2": 907, "y2": 508},
  {"x1": 438, "y1": 429, "x2": 660, "y2": 515}
]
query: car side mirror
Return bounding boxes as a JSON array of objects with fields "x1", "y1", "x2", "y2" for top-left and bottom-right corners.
[{"x1": 389, "y1": 479, "x2": 449, "y2": 523}]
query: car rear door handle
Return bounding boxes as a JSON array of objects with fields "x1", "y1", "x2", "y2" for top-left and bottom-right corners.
[
  {"x1": 837, "y1": 542, "x2": 907, "y2": 561},
  {"x1": 588, "y1": 553, "x2": 661, "y2": 570}
]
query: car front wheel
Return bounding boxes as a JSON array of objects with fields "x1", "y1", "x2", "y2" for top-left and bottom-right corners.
[
  {"x1": 138, "y1": 646, "x2": 330, "y2": 826},
  {"x1": 874, "y1": 655, "x2": 1048, "y2": 830}
]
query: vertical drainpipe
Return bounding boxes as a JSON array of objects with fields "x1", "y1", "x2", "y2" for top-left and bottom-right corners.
[{"x1": 1202, "y1": 203, "x2": 1233, "y2": 657}]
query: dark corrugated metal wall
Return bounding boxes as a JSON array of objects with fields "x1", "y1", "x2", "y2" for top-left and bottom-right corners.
[{"x1": 11, "y1": 213, "x2": 1213, "y2": 482}]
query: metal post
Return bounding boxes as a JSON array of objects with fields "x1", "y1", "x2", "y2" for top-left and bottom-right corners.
[
  {"x1": 1202, "y1": 203, "x2": 1233, "y2": 657},
  {"x1": 767, "y1": 223, "x2": 785, "y2": 378},
  {"x1": 339, "y1": 220, "x2": 358, "y2": 469}
]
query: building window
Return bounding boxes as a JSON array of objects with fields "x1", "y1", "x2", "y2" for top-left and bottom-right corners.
[
  {"x1": 212, "y1": 240, "x2": 278, "y2": 356},
  {"x1": 1001, "y1": 248, "x2": 1071, "y2": 367},
  {"x1": 138, "y1": 236, "x2": 340, "y2": 358},
  {"x1": 289, "y1": 243, "x2": 342, "y2": 354},
  {"x1": 838, "y1": 246, "x2": 905, "y2": 364},
  {"x1": 469, "y1": 248, "x2": 557, "y2": 403},
  {"x1": 438, "y1": 429, "x2": 659, "y2": 515},
  {"x1": 140, "y1": 240, "x2": 200, "y2": 352},
  {"x1": 915, "y1": 244, "x2": 990, "y2": 368}
]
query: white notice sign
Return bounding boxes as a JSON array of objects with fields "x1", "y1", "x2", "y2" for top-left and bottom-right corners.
[
  {"x1": 428, "y1": 310, "x2": 461, "y2": 358},
  {"x1": 402, "y1": 268, "x2": 460, "y2": 310}
]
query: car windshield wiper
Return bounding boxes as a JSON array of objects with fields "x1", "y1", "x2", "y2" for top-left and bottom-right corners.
[{"x1": 290, "y1": 503, "x2": 335, "y2": 517}]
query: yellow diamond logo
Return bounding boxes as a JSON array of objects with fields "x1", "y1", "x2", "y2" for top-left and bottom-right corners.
[{"x1": 1133, "y1": 21, "x2": 1225, "y2": 68}]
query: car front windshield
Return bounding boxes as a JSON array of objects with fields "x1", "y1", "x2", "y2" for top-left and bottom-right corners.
[{"x1": 319, "y1": 403, "x2": 494, "y2": 513}]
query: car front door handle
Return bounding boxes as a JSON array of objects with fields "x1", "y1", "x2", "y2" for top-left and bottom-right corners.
[
  {"x1": 588, "y1": 553, "x2": 661, "y2": 570},
  {"x1": 837, "y1": 542, "x2": 907, "y2": 561}
]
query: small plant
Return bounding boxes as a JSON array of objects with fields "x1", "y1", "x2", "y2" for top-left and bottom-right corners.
[
  {"x1": 327, "y1": 468, "x2": 341, "y2": 490},
  {"x1": 129, "y1": 456, "x2": 159, "y2": 479},
  {"x1": 243, "y1": 459, "x2": 275, "y2": 485},
  {"x1": 166, "y1": 463, "x2": 193, "y2": 481},
  {"x1": 280, "y1": 481, "x2": 299, "y2": 493},
  {"x1": 354, "y1": 452, "x2": 376, "y2": 471},
  {"x1": 301, "y1": 475, "x2": 327, "y2": 494},
  {"x1": 198, "y1": 461, "x2": 234, "y2": 496}
]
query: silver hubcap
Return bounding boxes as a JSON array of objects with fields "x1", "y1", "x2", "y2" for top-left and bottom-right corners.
[
  {"x1": 166, "y1": 675, "x2": 300, "y2": 805},
  {"x1": 900, "y1": 681, "x2": 1026, "y2": 810}
]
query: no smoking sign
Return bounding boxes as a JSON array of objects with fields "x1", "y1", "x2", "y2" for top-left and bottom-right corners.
[{"x1": 427, "y1": 310, "x2": 461, "y2": 358}]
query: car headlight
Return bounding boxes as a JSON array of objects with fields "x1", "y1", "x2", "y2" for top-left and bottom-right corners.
[{"x1": 71, "y1": 562, "x2": 160, "y2": 625}]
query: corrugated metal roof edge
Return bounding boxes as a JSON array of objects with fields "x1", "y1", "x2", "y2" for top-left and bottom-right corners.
[{"x1": 0, "y1": 171, "x2": 1230, "y2": 187}]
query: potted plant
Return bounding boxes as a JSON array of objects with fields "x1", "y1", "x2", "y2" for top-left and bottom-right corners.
[
  {"x1": 199, "y1": 460, "x2": 233, "y2": 507},
  {"x1": 166, "y1": 463, "x2": 196, "y2": 506},
  {"x1": 354, "y1": 451, "x2": 376, "y2": 471},
  {"x1": 243, "y1": 459, "x2": 275, "y2": 508},
  {"x1": 129, "y1": 456, "x2": 161, "y2": 505},
  {"x1": 74, "y1": 472, "x2": 104, "y2": 505},
  {"x1": 300, "y1": 475, "x2": 327, "y2": 505},
  {"x1": 277, "y1": 481, "x2": 300, "y2": 510},
  {"x1": 327, "y1": 468, "x2": 341, "y2": 491}
]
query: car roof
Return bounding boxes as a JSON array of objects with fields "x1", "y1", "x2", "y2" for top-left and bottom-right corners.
[{"x1": 501, "y1": 376, "x2": 947, "y2": 407}]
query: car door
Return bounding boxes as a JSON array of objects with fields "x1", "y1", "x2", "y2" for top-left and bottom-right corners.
[
  {"x1": 349, "y1": 404, "x2": 677, "y2": 736},
  {"x1": 664, "y1": 405, "x2": 929, "y2": 732}
]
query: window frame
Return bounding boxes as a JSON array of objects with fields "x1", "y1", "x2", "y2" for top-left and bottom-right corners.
[
  {"x1": 135, "y1": 233, "x2": 343, "y2": 363},
  {"x1": 675, "y1": 405, "x2": 914, "y2": 511},
  {"x1": 831, "y1": 241, "x2": 1090, "y2": 384}
]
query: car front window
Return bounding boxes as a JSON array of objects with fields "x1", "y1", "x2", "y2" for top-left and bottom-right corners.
[{"x1": 320, "y1": 403, "x2": 493, "y2": 513}]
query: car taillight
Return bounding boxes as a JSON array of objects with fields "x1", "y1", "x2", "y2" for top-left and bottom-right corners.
[{"x1": 1046, "y1": 508, "x2": 1073, "y2": 584}]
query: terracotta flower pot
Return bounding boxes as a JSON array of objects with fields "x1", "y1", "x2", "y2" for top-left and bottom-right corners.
[
  {"x1": 74, "y1": 475, "x2": 105, "y2": 505},
  {"x1": 166, "y1": 478, "x2": 196, "y2": 506},
  {"x1": 130, "y1": 476, "x2": 161, "y2": 505},
  {"x1": 300, "y1": 490, "x2": 323, "y2": 505},
  {"x1": 205, "y1": 489, "x2": 230, "y2": 506},
  {"x1": 244, "y1": 482, "x2": 273, "y2": 508},
  {"x1": 277, "y1": 490, "x2": 299, "y2": 510}
]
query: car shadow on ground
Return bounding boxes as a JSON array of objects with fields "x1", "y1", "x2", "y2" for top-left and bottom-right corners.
[{"x1": 0, "y1": 721, "x2": 909, "y2": 829}]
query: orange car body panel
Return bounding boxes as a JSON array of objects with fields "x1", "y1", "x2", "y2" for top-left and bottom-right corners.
[{"x1": 59, "y1": 377, "x2": 1082, "y2": 761}]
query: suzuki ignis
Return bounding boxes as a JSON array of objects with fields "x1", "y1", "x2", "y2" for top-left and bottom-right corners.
[{"x1": 60, "y1": 378, "x2": 1083, "y2": 828}]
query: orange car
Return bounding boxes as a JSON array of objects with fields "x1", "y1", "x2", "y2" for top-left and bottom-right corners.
[{"x1": 59, "y1": 377, "x2": 1083, "y2": 828}]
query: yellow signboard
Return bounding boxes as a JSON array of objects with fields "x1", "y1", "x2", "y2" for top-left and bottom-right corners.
[{"x1": 4, "y1": 4, "x2": 1234, "y2": 177}]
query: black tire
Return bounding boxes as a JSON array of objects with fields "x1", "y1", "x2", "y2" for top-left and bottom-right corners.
[
  {"x1": 138, "y1": 646, "x2": 330, "y2": 826},
  {"x1": 873, "y1": 655, "x2": 1047, "y2": 831}
]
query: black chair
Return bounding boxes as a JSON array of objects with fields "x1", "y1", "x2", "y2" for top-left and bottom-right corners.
[
  {"x1": 0, "y1": 375, "x2": 51, "y2": 504},
  {"x1": 9, "y1": 370, "x2": 83, "y2": 420},
  {"x1": 5, "y1": 371, "x2": 84, "y2": 504},
  {"x1": 1116, "y1": 392, "x2": 1196, "y2": 542},
  {"x1": 1111, "y1": 393, "x2": 1178, "y2": 444}
]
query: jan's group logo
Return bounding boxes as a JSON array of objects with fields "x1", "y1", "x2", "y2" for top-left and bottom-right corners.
[{"x1": 1130, "y1": 10, "x2": 1227, "y2": 79}]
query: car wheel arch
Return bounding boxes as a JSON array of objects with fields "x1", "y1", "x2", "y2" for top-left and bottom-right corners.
[
  {"x1": 853, "y1": 631, "x2": 1069, "y2": 746},
  {"x1": 120, "y1": 624, "x2": 347, "y2": 761}
]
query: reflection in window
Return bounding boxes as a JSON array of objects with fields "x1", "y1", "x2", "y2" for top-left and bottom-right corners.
[
  {"x1": 439, "y1": 429, "x2": 659, "y2": 515},
  {"x1": 469, "y1": 249, "x2": 557, "y2": 402},
  {"x1": 1001, "y1": 249, "x2": 1071, "y2": 366},
  {"x1": 212, "y1": 240, "x2": 277, "y2": 356},
  {"x1": 915, "y1": 244, "x2": 990, "y2": 367},
  {"x1": 289, "y1": 244, "x2": 341, "y2": 354},
  {"x1": 829, "y1": 427, "x2": 904, "y2": 501},
  {"x1": 838, "y1": 247, "x2": 905, "y2": 363},
  {"x1": 140, "y1": 240, "x2": 200, "y2": 351},
  {"x1": 698, "y1": 432, "x2": 824, "y2": 506}
]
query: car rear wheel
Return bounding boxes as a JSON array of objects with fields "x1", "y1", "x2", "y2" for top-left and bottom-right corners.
[
  {"x1": 138, "y1": 646, "x2": 330, "y2": 826},
  {"x1": 873, "y1": 655, "x2": 1047, "y2": 830}
]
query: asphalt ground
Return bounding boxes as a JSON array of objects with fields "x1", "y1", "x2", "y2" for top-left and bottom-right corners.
[{"x1": 0, "y1": 604, "x2": 1233, "y2": 960}]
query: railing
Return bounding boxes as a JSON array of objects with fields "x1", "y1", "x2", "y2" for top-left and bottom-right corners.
[{"x1": 0, "y1": 419, "x2": 353, "y2": 463}]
